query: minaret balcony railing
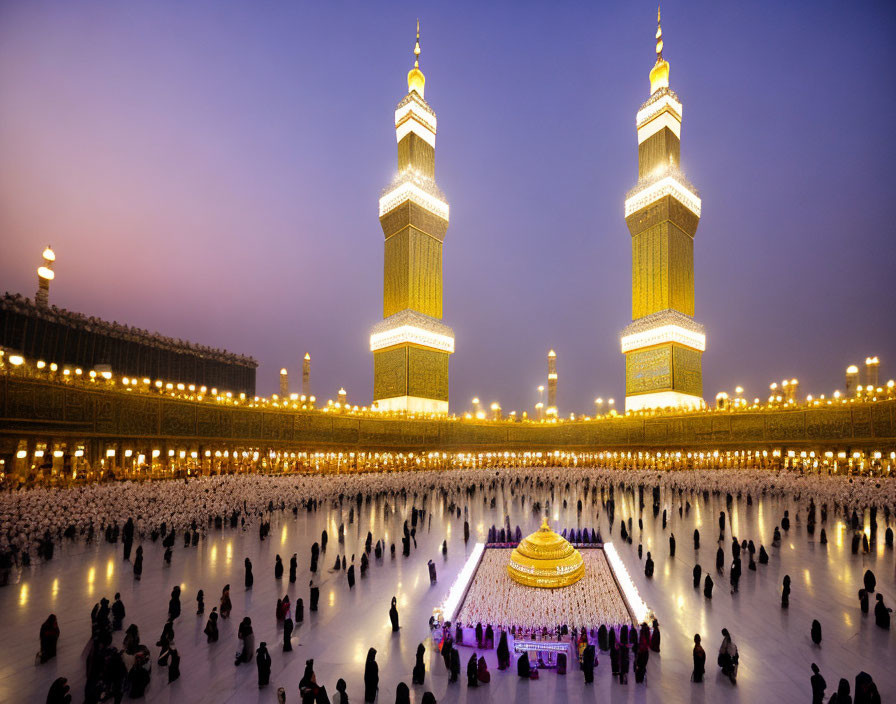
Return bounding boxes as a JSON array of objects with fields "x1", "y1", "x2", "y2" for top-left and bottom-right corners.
[{"x1": 624, "y1": 169, "x2": 701, "y2": 218}]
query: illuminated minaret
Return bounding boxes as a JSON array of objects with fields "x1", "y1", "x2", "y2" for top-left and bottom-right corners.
[
  {"x1": 546, "y1": 350, "x2": 558, "y2": 417},
  {"x1": 302, "y1": 353, "x2": 311, "y2": 397},
  {"x1": 371, "y1": 22, "x2": 453, "y2": 414},
  {"x1": 36, "y1": 246, "x2": 55, "y2": 307},
  {"x1": 621, "y1": 9, "x2": 705, "y2": 412},
  {"x1": 279, "y1": 368, "x2": 289, "y2": 397}
]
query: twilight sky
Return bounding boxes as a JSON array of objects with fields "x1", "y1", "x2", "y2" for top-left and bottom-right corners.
[{"x1": 1, "y1": 1, "x2": 894, "y2": 413}]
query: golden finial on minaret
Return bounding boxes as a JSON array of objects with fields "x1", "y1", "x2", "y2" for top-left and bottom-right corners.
[
  {"x1": 407, "y1": 19, "x2": 426, "y2": 98},
  {"x1": 649, "y1": 5, "x2": 670, "y2": 94}
]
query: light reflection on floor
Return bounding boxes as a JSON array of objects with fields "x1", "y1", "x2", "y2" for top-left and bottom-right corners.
[{"x1": 0, "y1": 481, "x2": 892, "y2": 703}]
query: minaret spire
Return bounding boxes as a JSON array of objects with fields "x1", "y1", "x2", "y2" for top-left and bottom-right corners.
[
  {"x1": 649, "y1": 6, "x2": 670, "y2": 93},
  {"x1": 407, "y1": 19, "x2": 426, "y2": 97},
  {"x1": 414, "y1": 19, "x2": 421, "y2": 67}
]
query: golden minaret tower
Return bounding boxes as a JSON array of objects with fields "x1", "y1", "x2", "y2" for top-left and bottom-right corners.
[
  {"x1": 621, "y1": 8, "x2": 705, "y2": 412},
  {"x1": 371, "y1": 22, "x2": 453, "y2": 414}
]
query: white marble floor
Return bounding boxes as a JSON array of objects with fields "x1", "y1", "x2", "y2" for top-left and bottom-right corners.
[{"x1": 1, "y1": 477, "x2": 893, "y2": 704}]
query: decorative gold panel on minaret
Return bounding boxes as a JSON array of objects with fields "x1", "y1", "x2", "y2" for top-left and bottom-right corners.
[
  {"x1": 621, "y1": 11, "x2": 705, "y2": 413},
  {"x1": 371, "y1": 24, "x2": 453, "y2": 415}
]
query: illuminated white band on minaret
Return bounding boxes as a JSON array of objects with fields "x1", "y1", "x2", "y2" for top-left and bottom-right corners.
[
  {"x1": 395, "y1": 97, "x2": 437, "y2": 147},
  {"x1": 636, "y1": 92, "x2": 683, "y2": 128},
  {"x1": 370, "y1": 326, "x2": 455, "y2": 353},
  {"x1": 379, "y1": 180, "x2": 449, "y2": 220},
  {"x1": 637, "y1": 111, "x2": 681, "y2": 143},
  {"x1": 625, "y1": 174, "x2": 701, "y2": 217},
  {"x1": 621, "y1": 324, "x2": 705, "y2": 353}
]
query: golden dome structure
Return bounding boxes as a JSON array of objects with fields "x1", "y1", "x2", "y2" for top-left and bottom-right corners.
[
  {"x1": 407, "y1": 20, "x2": 425, "y2": 98},
  {"x1": 508, "y1": 517, "x2": 585, "y2": 588},
  {"x1": 649, "y1": 6, "x2": 669, "y2": 94}
]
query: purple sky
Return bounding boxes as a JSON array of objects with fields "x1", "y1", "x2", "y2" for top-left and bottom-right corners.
[{"x1": 1, "y1": 1, "x2": 894, "y2": 414}]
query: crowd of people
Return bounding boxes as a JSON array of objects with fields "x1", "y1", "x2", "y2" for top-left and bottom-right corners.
[{"x1": 1, "y1": 464, "x2": 891, "y2": 702}]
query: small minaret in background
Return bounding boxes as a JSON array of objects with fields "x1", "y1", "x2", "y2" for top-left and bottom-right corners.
[
  {"x1": 279, "y1": 368, "x2": 289, "y2": 397},
  {"x1": 547, "y1": 349, "x2": 558, "y2": 417},
  {"x1": 302, "y1": 353, "x2": 311, "y2": 397},
  {"x1": 36, "y1": 246, "x2": 55, "y2": 307}
]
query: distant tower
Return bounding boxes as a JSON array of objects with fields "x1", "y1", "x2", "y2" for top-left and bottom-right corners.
[
  {"x1": 338, "y1": 387, "x2": 347, "y2": 406},
  {"x1": 845, "y1": 364, "x2": 859, "y2": 395},
  {"x1": 370, "y1": 22, "x2": 453, "y2": 414},
  {"x1": 36, "y1": 246, "x2": 55, "y2": 307},
  {"x1": 302, "y1": 353, "x2": 311, "y2": 397},
  {"x1": 865, "y1": 357, "x2": 880, "y2": 389},
  {"x1": 279, "y1": 368, "x2": 289, "y2": 397},
  {"x1": 621, "y1": 9, "x2": 705, "y2": 412},
  {"x1": 547, "y1": 350, "x2": 558, "y2": 417}
]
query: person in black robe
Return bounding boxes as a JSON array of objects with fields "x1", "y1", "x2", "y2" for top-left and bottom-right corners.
[
  {"x1": 389, "y1": 597, "x2": 399, "y2": 631},
  {"x1": 811, "y1": 619, "x2": 822, "y2": 645},
  {"x1": 759, "y1": 545, "x2": 769, "y2": 564},
  {"x1": 256, "y1": 642, "x2": 271, "y2": 687},
  {"x1": 864, "y1": 569, "x2": 876, "y2": 593},
  {"x1": 310, "y1": 543, "x2": 319, "y2": 573},
  {"x1": 716, "y1": 546, "x2": 724, "y2": 571},
  {"x1": 299, "y1": 659, "x2": 319, "y2": 704},
  {"x1": 694, "y1": 529, "x2": 700, "y2": 549},
  {"x1": 289, "y1": 554, "x2": 298, "y2": 583},
  {"x1": 449, "y1": 648, "x2": 460, "y2": 683},
  {"x1": 39, "y1": 614, "x2": 60, "y2": 663},
  {"x1": 235, "y1": 617, "x2": 254, "y2": 665},
  {"x1": 644, "y1": 552, "x2": 654, "y2": 577},
  {"x1": 634, "y1": 641, "x2": 648, "y2": 683},
  {"x1": 820, "y1": 528, "x2": 828, "y2": 544},
  {"x1": 245, "y1": 558, "x2": 254, "y2": 589},
  {"x1": 669, "y1": 533, "x2": 676, "y2": 556},
  {"x1": 516, "y1": 652, "x2": 530, "y2": 678},
  {"x1": 333, "y1": 679, "x2": 348, "y2": 704},
  {"x1": 596, "y1": 624, "x2": 608, "y2": 651},
  {"x1": 464, "y1": 653, "x2": 477, "y2": 687},
  {"x1": 704, "y1": 574, "x2": 714, "y2": 599},
  {"x1": 157, "y1": 619, "x2": 174, "y2": 664},
  {"x1": 283, "y1": 615, "x2": 293, "y2": 651},
  {"x1": 858, "y1": 588, "x2": 869, "y2": 613},
  {"x1": 475, "y1": 622, "x2": 483, "y2": 647},
  {"x1": 167, "y1": 647, "x2": 180, "y2": 683},
  {"x1": 620, "y1": 624, "x2": 629, "y2": 645},
  {"x1": 582, "y1": 644, "x2": 595, "y2": 683},
  {"x1": 782, "y1": 574, "x2": 791, "y2": 608},
  {"x1": 196, "y1": 590, "x2": 204, "y2": 615},
  {"x1": 618, "y1": 642, "x2": 629, "y2": 684},
  {"x1": 112, "y1": 594, "x2": 125, "y2": 631},
  {"x1": 650, "y1": 619, "x2": 661, "y2": 652},
  {"x1": 610, "y1": 641, "x2": 619, "y2": 675},
  {"x1": 718, "y1": 511, "x2": 726, "y2": 534},
  {"x1": 275, "y1": 555, "x2": 284, "y2": 580},
  {"x1": 204, "y1": 608, "x2": 219, "y2": 642},
  {"x1": 874, "y1": 594, "x2": 891, "y2": 629},
  {"x1": 810, "y1": 663, "x2": 826, "y2": 704},
  {"x1": 46, "y1": 677, "x2": 72, "y2": 704},
  {"x1": 730, "y1": 557, "x2": 741, "y2": 593},
  {"x1": 220, "y1": 585, "x2": 232, "y2": 618},
  {"x1": 395, "y1": 682, "x2": 411, "y2": 704},
  {"x1": 347, "y1": 564, "x2": 355, "y2": 589},
  {"x1": 693, "y1": 563, "x2": 702, "y2": 588},
  {"x1": 168, "y1": 586, "x2": 181, "y2": 620},
  {"x1": 830, "y1": 678, "x2": 850, "y2": 703},
  {"x1": 364, "y1": 648, "x2": 379, "y2": 702},
  {"x1": 309, "y1": 581, "x2": 319, "y2": 612},
  {"x1": 412, "y1": 643, "x2": 426, "y2": 684},
  {"x1": 692, "y1": 634, "x2": 705, "y2": 682},
  {"x1": 497, "y1": 630, "x2": 510, "y2": 669},
  {"x1": 133, "y1": 546, "x2": 143, "y2": 580}
]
